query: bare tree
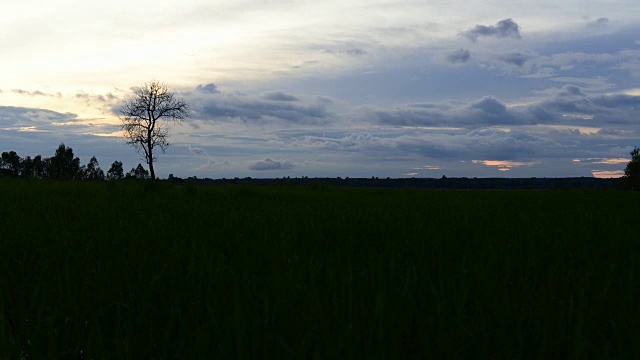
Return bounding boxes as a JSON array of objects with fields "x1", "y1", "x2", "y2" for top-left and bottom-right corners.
[{"x1": 120, "y1": 81, "x2": 189, "y2": 179}]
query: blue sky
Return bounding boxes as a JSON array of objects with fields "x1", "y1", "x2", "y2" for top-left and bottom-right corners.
[{"x1": 1, "y1": 0, "x2": 639, "y2": 178}]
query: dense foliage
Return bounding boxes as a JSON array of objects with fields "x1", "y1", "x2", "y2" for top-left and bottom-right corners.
[
  {"x1": 624, "y1": 147, "x2": 640, "y2": 189},
  {"x1": 2, "y1": 181, "x2": 639, "y2": 358}
]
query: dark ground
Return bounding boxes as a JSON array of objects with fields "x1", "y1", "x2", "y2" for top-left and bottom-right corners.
[{"x1": 175, "y1": 176, "x2": 622, "y2": 190}]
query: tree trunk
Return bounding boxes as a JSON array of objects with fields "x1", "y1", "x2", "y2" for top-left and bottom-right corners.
[
  {"x1": 148, "y1": 152, "x2": 155, "y2": 180},
  {"x1": 149, "y1": 161, "x2": 155, "y2": 180},
  {"x1": 148, "y1": 136, "x2": 155, "y2": 180}
]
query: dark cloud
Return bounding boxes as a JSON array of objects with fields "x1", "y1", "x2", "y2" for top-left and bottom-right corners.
[
  {"x1": 469, "y1": 96, "x2": 507, "y2": 114},
  {"x1": 528, "y1": 87, "x2": 640, "y2": 124},
  {"x1": 76, "y1": 91, "x2": 118, "y2": 103},
  {"x1": 290, "y1": 133, "x2": 395, "y2": 152},
  {"x1": 497, "y1": 52, "x2": 531, "y2": 67},
  {"x1": 445, "y1": 49, "x2": 471, "y2": 64},
  {"x1": 557, "y1": 85, "x2": 587, "y2": 97},
  {"x1": 261, "y1": 91, "x2": 299, "y2": 102},
  {"x1": 0, "y1": 105, "x2": 120, "y2": 136},
  {"x1": 360, "y1": 86, "x2": 640, "y2": 129},
  {"x1": 461, "y1": 18, "x2": 521, "y2": 42},
  {"x1": 346, "y1": 48, "x2": 367, "y2": 56},
  {"x1": 12, "y1": 89, "x2": 60, "y2": 97},
  {"x1": 187, "y1": 87, "x2": 334, "y2": 125},
  {"x1": 0, "y1": 106, "x2": 78, "y2": 127},
  {"x1": 249, "y1": 158, "x2": 294, "y2": 170},
  {"x1": 587, "y1": 17, "x2": 609, "y2": 28},
  {"x1": 365, "y1": 96, "x2": 525, "y2": 127},
  {"x1": 339, "y1": 128, "x2": 550, "y2": 161},
  {"x1": 188, "y1": 146, "x2": 207, "y2": 156},
  {"x1": 196, "y1": 83, "x2": 219, "y2": 94},
  {"x1": 324, "y1": 48, "x2": 368, "y2": 57}
]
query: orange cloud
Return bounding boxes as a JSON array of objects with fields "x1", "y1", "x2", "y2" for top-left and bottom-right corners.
[
  {"x1": 591, "y1": 170, "x2": 625, "y2": 178},
  {"x1": 585, "y1": 158, "x2": 629, "y2": 165},
  {"x1": 472, "y1": 160, "x2": 540, "y2": 171}
]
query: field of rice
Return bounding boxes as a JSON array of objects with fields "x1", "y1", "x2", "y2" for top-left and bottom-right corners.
[{"x1": 1, "y1": 179, "x2": 639, "y2": 358}]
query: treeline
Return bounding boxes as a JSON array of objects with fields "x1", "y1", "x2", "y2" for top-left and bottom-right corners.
[{"x1": 0, "y1": 143, "x2": 150, "y2": 180}]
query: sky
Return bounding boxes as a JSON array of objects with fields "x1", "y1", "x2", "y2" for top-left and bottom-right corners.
[{"x1": 2, "y1": 0, "x2": 640, "y2": 179}]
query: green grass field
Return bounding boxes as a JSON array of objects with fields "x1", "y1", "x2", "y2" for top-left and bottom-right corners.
[{"x1": 1, "y1": 179, "x2": 639, "y2": 358}]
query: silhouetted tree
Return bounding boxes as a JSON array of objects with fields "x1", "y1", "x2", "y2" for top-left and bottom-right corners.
[
  {"x1": 47, "y1": 143, "x2": 81, "y2": 180},
  {"x1": 120, "y1": 80, "x2": 189, "y2": 180},
  {"x1": 1, "y1": 151, "x2": 21, "y2": 177},
  {"x1": 83, "y1": 156, "x2": 105, "y2": 180},
  {"x1": 624, "y1": 147, "x2": 640, "y2": 189},
  {"x1": 21, "y1": 156, "x2": 34, "y2": 178},
  {"x1": 126, "y1": 163, "x2": 150, "y2": 180},
  {"x1": 107, "y1": 160, "x2": 124, "y2": 180},
  {"x1": 32, "y1": 155, "x2": 47, "y2": 179}
]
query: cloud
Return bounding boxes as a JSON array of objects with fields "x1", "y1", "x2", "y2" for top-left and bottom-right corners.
[
  {"x1": 461, "y1": 18, "x2": 521, "y2": 42},
  {"x1": 358, "y1": 85, "x2": 640, "y2": 129},
  {"x1": 591, "y1": 170, "x2": 625, "y2": 178},
  {"x1": 537, "y1": 50, "x2": 640, "y2": 79},
  {"x1": 12, "y1": 89, "x2": 60, "y2": 97},
  {"x1": 187, "y1": 86, "x2": 334, "y2": 125},
  {"x1": 187, "y1": 145, "x2": 229, "y2": 170},
  {"x1": 324, "y1": 48, "x2": 368, "y2": 57},
  {"x1": 249, "y1": 158, "x2": 294, "y2": 170},
  {"x1": 549, "y1": 77, "x2": 615, "y2": 92},
  {"x1": 470, "y1": 96, "x2": 507, "y2": 115},
  {"x1": 76, "y1": 91, "x2": 118, "y2": 104},
  {"x1": 579, "y1": 157, "x2": 629, "y2": 165},
  {"x1": 557, "y1": 85, "x2": 587, "y2": 97},
  {"x1": 188, "y1": 146, "x2": 207, "y2": 156},
  {"x1": 196, "y1": 83, "x2": 219, "y2": 94},
  {"x1": 261, "y1": 91, "x2": 299, "y2": 102},
  {"x1": 587, "y1": 17, "x2": 609, "y2": 28},
  {"x1": 364, "y1": 95, "x2": 526, "y2": 127},
  {"x1": 616, "y1": 59, "x2": 640, "y2": 78},
  {"x1": 445, "y1": 49, "x2": 471, "y2": 64},
  {"x1": 413, "y1": 165, "x2": 441, "y2": 171},
  {"x1": 290, "y1": 133, "x2": 395, "y2": 151},
  {"x1": 528, "y1": 88, "x2": 640, "y2": 124},
  {"x1": 392, "y1": 128, "x2": 553, "y2": 160},
  {"x1": 497, "y1": 52, "x2": 532, "y2": 67},
  {"x1": 472, "y1": 159, "x2": 540, "y2": 171},
  {"x1": 0, "y1": 106, "x2": 83, "y2": 130}
]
